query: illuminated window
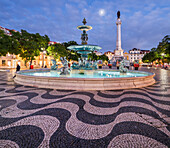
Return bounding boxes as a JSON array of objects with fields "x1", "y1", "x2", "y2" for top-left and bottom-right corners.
[{"x1": 2, "y1": 60, "x2": 6, "y2": 65}]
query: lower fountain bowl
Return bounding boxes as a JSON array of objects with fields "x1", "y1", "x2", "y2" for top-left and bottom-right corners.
[{"x1": 14, "y1": 69, "x2": 155, "y2": 90}]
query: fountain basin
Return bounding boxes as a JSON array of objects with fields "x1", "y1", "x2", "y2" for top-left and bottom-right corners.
[{"x1": 14, "y1": 69, "x2": 155, "y2": 90}]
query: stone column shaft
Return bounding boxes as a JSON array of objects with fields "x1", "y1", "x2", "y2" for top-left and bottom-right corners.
[{"x1": 116, "y1": 18, "x2": 122, "y2": 51}]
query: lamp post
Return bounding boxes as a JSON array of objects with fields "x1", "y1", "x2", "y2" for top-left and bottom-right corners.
[
  {"x1": 42, "y1": 48, "x2": 46, "y2": 68},
  {"x1": 43, "y1": 50, "x2": 46, "y2": 68},
  {"x1": 161, "y1": 53, "x2": 165, "y2": 68}
]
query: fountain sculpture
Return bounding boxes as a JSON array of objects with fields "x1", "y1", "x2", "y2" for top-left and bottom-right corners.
[
  {"x1": 119, "y1": 59, "x2": 128, "y2": 73},
  {"x1": 51, "y1": 59, "x2": 57, "y2": 70},
  {"x1": 67, "y1": 18, "x2": 101, "y2": 71},
  {"x1": 60, "y1": 57, "x2": 70, "y2": 75}
]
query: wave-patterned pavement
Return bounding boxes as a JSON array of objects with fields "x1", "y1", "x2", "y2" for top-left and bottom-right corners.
[{"x1": 0, "y1": 68, "x2": 169, "y2": 148}]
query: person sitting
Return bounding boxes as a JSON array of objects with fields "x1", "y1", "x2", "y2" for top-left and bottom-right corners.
[{"x1": 165, "y1": 65, "x2": 168, "y2": 70}]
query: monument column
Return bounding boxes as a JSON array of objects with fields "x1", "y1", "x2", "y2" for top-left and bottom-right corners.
[
  {"x1": 116, "y1": 18, "x2": 122, "y2": 50},
  {"x1": 114, "y1": 11, "x2": 123, "y2": 56}
]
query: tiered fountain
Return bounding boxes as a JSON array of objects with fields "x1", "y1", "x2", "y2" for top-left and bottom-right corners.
[
  {"x1": 67, "y1": 18, "x2": 101, "y2": 71},
  {"x1": 14, "y1": 18, "x2": 155, "y2": 90}
]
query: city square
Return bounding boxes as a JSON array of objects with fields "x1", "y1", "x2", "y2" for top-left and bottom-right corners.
[
  {"x1": 0, "y1": 0, "x2": 170, "y2": 147},
  {"x1": 0, "y1": 67, "x2": 169, "y2": 147}
]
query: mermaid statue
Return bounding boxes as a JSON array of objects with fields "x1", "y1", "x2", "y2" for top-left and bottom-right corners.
[
  {"x1": 51, "y1": 59, "x2": 58, "y2": 70},
  {"x1": 60, "y1": 57, "x2": 70, "y2": 75},
  {"x1": 119, "y1": 59, "x2": 128, "y2": 73}
]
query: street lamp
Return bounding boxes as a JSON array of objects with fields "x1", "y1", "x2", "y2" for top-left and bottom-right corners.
[
  {"x1": 161, "y1": 53, "x2": 165, "y2": 68},
  {"x1": 41, "y1": 48, "x2": 46, "y2": 68}
]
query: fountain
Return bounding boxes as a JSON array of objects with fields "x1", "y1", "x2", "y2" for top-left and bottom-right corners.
[
  {"x1": 67, "y1": 18, "x2": 101, "y2": 71},
  {"x1": 14, "y1": 18, "x2": 155, "y2": 90}
]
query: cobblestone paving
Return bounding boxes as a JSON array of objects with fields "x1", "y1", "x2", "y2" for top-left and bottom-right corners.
[{"x1": 0, "y1": 68, "x2": 169, "y2": 148}]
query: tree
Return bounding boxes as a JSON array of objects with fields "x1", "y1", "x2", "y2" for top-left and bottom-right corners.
[
  {"x1": 10, "y1": 29, "x2": 50, "y2": 68},
  {"x1": 68, "y1": 51, "x2": 80, "y2": 61},
  {"x1": 0, "y1": 28, "x2": 50, "y2": 68},
  {"x1": 98, "y1": 54, "x2": 109, "y2": 61},
  {"x1": 62, "y1": 41, "x2": 80, "y2": 61},
  {"x1": 88, "y1": 52, "x2": 98, "y2": 61},
  {"x1": 0, "y1": 30, "x2": 20, "y2": 56},
  {"x1": 62, "y1": 41, "x2": 78, "y2": 49},
  {"x1": 156, "y1": 35, "x2": 170, "y2": 62},
  {"x1": 142, "y1": 51, "x2": 157, "y2": 63},
  {"x1": 47, "y1": 43, "x2": 68, "y2": 60},
  {"x1": 36, "y1": 33, "x2": 50, "y2": 52},
  {"x1": 142, "y1": 35, "x2": 170, "y2": 63},
  {"x1": 16, "y1": 30, "x2": 41, "y2": 67},
  {"x1": 163, "y1": 35, "x2": 170, "y2": 62}
]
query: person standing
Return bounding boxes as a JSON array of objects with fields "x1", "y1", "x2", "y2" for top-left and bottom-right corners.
[
  {"x1": 13, "y1": 64, "x2": 20, "y2": 78},
  {"x1": 16, "y1": 64, "x2": 20, "y2": 72}
]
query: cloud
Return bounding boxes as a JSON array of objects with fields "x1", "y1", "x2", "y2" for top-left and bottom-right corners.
[{"x1": 0, "y1": 0, "x2": 170, "y2": 53}]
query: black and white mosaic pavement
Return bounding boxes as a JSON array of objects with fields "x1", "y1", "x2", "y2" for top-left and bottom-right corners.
[{"x1": 0, "y1": 68, "x2": 169, "y2": 148}]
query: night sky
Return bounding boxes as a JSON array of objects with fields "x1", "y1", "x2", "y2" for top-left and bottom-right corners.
[{"x1": 0, "y1": 0, "x2": 170, "y2": 53}]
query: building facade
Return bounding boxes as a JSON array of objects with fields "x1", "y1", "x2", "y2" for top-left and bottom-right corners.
[
  {"x1": 94, "y1": 51, "x2": 102, "y2": 56},
  {"x1": 104, "y1": 51, "x2": 114, "y2": 60},
  {"x1": 129, "y1": 48, "x2": 150, "y2": 63},
  {"x1": 123, "y1": 52, "x2": 130, "y2": 60},
  {"x1": 0, "y1": 52, "x2": 53, "y2": 69}
]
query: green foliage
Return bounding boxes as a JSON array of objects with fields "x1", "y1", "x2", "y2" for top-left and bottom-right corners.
[
  {"x1": 0, "y1": 29, "x2": 50, "y2": 62},
  {"x1": 62, "y1": 41, "x2": 80, "y2": 61},
  {"x1": 1, "y1": 28, "x2": 49, "y2": 67},
  {"x1": 98, "y1": 54, "x2": 109, "y2": 61},
  {"x1": 142, "y1": 51, "x2": 157, "y2": 63},
  {"x1": 68, "y1": 51, "x2": 80, "y2": 61},
  {"x1": 9, "y1": 29, "x2": 50, "y2": 67},
  {"x1": 88, "y1": 52, "x2": 108, "y2": 62},
  {"x1": 0, "y1": 30, "x2": 20, "y2": 56},
  {"x1": 88, "y1": 52, "x2": 98, "y2": 61},
  {"x1": 142, "y1": 35, "x2": 170, "y2": 63},
  {"x1": 35, "y1": 33, "x2": 50, "y2": 52},
  {"x1": 47, "y1": 43, "x2": 68, "y2": 60},
  {"x1": 62, "y1": 41, "x2": 78, "y2": 49},
  {"x1": 157, "y1": 35, "x2": 170, "y2": 62},
  {"x1": 16, "y1": 30, "x2": 40, "y2": 62}
]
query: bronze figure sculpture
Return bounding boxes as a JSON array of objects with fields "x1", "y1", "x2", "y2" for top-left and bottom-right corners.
[{"x1": 117, "y1": 11, "x2": 120, "y2": 18}]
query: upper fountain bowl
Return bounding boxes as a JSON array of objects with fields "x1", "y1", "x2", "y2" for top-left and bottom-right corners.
[
  {"x1": 67, "y1": 44, "x2": 102, "y2": 55},
  {"x1": 77, "y1": 25, "x2": 92, "y2": 31}
]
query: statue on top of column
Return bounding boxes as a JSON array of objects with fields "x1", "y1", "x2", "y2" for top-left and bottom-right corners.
[{"x1": 117, "y1": 11, "x2": 120, "y2": 19}]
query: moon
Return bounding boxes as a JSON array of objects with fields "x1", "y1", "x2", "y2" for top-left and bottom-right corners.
[{"x1": 99, "y1": 9, "x2": 106, "y2": 16}]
